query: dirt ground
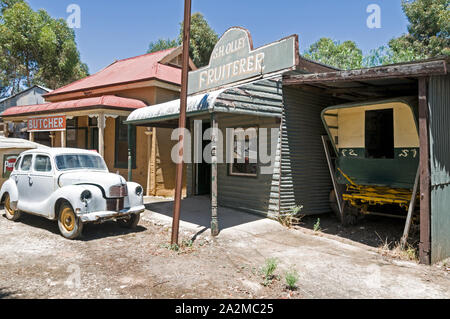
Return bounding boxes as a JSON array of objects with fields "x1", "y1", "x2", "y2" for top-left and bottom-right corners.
[{"x1": 0, "y1": 203, "x2": 449, "y2": 299}]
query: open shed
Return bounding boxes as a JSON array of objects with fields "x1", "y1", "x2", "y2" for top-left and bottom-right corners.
[{"x1": 283, "y1": 57, "x2": 450, "y2": 264}]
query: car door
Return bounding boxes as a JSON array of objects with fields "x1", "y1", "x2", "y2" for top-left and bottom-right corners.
[
  {"x1": 30, "y1": 154, "x2": 56, "y2": 216},
  {"x1": 16, "y1": 154, "x2": 34, "y2": 212}
]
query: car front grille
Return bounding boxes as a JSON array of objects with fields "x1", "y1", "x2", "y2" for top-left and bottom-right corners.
[
  {"x1": 109, "y1": 185, "x2": 128, "y2": 198},
  {"x1": 106, "y1": 198, "x2": 125, "y2": 212}
]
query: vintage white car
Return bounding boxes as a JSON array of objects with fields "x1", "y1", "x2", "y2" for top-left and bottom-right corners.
[{"x1": 0, "y1": 148, "x2": 145, "y2": 239}]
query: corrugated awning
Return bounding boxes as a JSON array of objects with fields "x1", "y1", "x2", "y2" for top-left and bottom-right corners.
[
  {"x1": 126, "y1": 89, "x2": 225, "y2": 125},
  {"x1": 0, "y1": 137, "x2": 49, "y2": 149},
  {"x1": 1, "y1": 95, "x2": 147, "y2": 118},
  {"x1": 126, "y1": 78, "x2": 284, "y2": 126}
]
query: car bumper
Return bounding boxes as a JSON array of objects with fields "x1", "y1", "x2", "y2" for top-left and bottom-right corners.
[{"x1": 78, "y1": 205, "x2": 145, "y2": 223}]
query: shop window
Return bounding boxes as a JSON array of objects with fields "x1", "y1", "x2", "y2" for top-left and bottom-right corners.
[
  {"x1": 365, "y1": 109, "x2": 394, "y2": 159},
  {"x1": 34, "y1": 132, "x2": 51, "y2": 147},
  {"x1": 229, "y1": 127, "x2": 258, "y2": 177},
  {"x1": 114, "y1": 116, "x2": 136, "y2": 169},
  {"x1": 66, "y1": 118, "x2": 88, "y2": 149}
]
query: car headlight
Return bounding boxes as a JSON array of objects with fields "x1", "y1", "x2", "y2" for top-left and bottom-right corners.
[
  {"x1": 135, "y1": 186, "x2": 143, "y2": 196},
  {"x1": 81, "y1": 190, "x2": 92, "y2": 201}
]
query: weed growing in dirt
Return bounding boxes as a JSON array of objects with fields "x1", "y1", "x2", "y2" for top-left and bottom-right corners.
[
  {"x1": 377, "y1": 236, "x2": 418, "y2": 261},
  {"x1": 260, "y1": 258, "x2": 278, "y2": 286},
  {"x1": 285, "y1": 268, "x2": 299, "y2": 291},
  {"x1": 182, "y1": 239, "x2": 193, "y2": 248},
  {"x1": 313, "y1": 218, "x2": 321, "y2": 232},
  {"x1": 161, "y1": 243, "x2": 180, "y2": 252},
  {"x1": 277, "y1": 206, "x2": 304, "y2": 228}
]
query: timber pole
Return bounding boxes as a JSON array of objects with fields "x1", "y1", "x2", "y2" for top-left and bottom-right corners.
[
  {"x1": 418, "y1": 77, "x2": 431, "y2": 265},
  {"x1": 211, "y1": 113, "x2": 219, "y2": 236},
  {"x1": 171, "y1": 0, "x2": 192, "y2": 246},
  {"x1": 127, "y1": 124, "x2": 134, "y2": 182}
]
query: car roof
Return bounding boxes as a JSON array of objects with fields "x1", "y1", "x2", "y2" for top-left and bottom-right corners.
[{"x1": 20, "y1": 148, "x2": 101, "y2": 157}]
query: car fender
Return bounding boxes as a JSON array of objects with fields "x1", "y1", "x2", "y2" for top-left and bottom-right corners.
[
  {"x1": 126, "y1": 182, "x2": 144, "y2": 208},
  {"x1": 0, "y1": 178, "x2": 19, "y2": 205},
  {"x1": 49, "y1": 184, "x2": 106, "y2": 220}
]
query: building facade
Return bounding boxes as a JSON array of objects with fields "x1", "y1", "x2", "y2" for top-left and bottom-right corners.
[{"x1": 1, "y1": 47, "x2": 196, "y2": 196}]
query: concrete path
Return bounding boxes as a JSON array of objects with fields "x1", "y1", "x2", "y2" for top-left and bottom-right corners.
[{"x1": 144, "y1": 196, "x2": 450, "y2": 299}]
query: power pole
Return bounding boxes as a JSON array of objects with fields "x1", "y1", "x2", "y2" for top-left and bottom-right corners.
[{"x1": 171, "y1": 0, "x2": 192, "y2": 245}]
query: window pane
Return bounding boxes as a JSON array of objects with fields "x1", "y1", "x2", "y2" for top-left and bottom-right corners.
[
  {"x1": 55, "y1": 154, "x2": 107, "y2": 171},
  {"x1": 14, "y1": 157, "x2": 21, "y2": 170},
  {"x1": 21, "y1": 155, "x2": 33, "y2": 171},
  {"x1": 34, "y1": 155, "x2": 52, "y2": 172}
]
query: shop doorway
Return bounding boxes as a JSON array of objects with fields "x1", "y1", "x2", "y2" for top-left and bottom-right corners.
[{"x1": 196, "y1": 122, "x2": 211, "y2": 195}]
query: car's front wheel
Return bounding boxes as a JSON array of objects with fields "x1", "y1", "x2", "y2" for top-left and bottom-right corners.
[
  {"x1": 117, "y1": 213, "x2": 140, "y2": 229},
  {"x1": 4, "y1": 194, "x2": 21, "y2": 221},
  {"x1": 58, "y1": 203, "x2": 83, "y2": 240}
]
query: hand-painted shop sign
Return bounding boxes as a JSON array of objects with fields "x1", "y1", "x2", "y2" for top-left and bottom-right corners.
[
  {"x1": 188, "y1": 27, "x2": 298, "y2": 95},
  {"x1": 3, "y1": 154, "x2": 18, "y2": 178},
  {"x1": 28, "y1": 115, "x2": 66, "y2": 132}
]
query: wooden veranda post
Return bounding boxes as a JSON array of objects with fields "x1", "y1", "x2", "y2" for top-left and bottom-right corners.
[
  {"x1": 418, "y1": 77, "x2": 431, "y2": 265},
  {"x1": 211, "y1": 113, "x2": 219, "y2": 236},
  {"x1": 171, "y1": 0, "x2": 192, "y2": 246},
  {"x1": 127, "y1": 124, "x2": 134, "y2": 182}
]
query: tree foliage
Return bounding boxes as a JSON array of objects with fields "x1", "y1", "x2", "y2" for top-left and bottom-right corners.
[
  {"x1": 303, "y1": 38, "x2": 363, "y2": 70},
  {"x1": 178, "y1": 12, "x2": 218, "y2": 68},
  {"x1": 147, "y1": 12, "x2": 218, "y2": 68},
  {"x1": 387, "y1": 0, "x2": 449, "y2": 63},
  {"x1": 0, "y1": 0, "x2": 88, "y2": 97},
  {"x1": 147, "y1": 38, "x2": 179, "y2": 53}
]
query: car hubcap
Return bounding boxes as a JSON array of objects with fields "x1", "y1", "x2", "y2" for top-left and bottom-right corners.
[
  {"x1": 5, "y1": 196, "x2": 14, "y2": 216},
  {"x1": 61, "y1": 207, "x2": 75, "y2": 232}
]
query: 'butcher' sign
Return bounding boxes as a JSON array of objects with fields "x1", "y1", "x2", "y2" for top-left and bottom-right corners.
[
  {"x1": 28, "y1": 115, "x2": 66, "y2": 132},
  {"x1": 188, "y1": 27, "x2": 298, "y2": 95}
]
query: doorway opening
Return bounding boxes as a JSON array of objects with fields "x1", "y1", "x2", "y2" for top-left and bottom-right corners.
[
  {"x1": 196, "y1": 122, "x2": 211, "y2": 195},
  {"x1": 365, "y1": 109, "x2": 394, "y2": 159}
]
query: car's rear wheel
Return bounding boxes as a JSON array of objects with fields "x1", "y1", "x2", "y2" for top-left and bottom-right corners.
[
  {"x1": 58, "y1": 203, "x2": 83, "y2": 240},
  {"x1": 117, "y1": 213, "x2": 140, "y2": 229},
  {"x1": 4, "y1": 194, "x2": 21, "y2": 221}
]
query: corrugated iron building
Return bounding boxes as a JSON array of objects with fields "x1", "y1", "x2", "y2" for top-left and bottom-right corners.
[{"x1": 283, "y1": 58, "x2": 450, "y2": 264}]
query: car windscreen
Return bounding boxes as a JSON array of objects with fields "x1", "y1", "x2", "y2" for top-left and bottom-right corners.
[{"x1": 55, "y1": 154, "x2": 107, "y2": 171}]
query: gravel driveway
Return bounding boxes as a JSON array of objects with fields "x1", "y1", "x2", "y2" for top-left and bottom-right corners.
[{"x1": 0, "y1": 203, "x2": 449, "y2": 299}]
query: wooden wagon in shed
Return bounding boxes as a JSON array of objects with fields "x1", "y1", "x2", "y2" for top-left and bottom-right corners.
[{"x1": 321, "y1": 98, "x2": 420, "y2": 224}]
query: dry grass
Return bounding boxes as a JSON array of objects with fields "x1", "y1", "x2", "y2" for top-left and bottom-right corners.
[
  {"x1": 277, "y1": 206, "x2": 304, "y2": 228},
  {"x1": 377, "y1": 237, "x2": 418, "y2": 261}
]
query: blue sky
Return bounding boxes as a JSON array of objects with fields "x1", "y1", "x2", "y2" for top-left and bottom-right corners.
[{"x1": 28, "y1": 0, "x2": 410, "y2": 74}]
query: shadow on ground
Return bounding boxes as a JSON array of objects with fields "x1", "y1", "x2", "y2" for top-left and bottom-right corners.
[
  {"x1": 2, "y1": 212, "x2": 147, "y2": 241},
  {"x1": 299, "y1": 212, "x2": 420, "y2": 249},
  {"x1": 145, "y1": 196, "x2": 264, "y2": 232},
  {"x1": 0, "y1": 288, "x2": 16, "y2": 299}
]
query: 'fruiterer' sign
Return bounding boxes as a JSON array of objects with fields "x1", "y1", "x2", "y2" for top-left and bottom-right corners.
[
  {"x1": 188, "y1": 27, "x2": 298, "y2": 95},
  {"x1": 28, "y1": 115, "x2": 66, "y2": 132}
]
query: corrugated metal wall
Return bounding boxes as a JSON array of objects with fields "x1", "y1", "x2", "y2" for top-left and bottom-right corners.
[
  {"x1": 217, "y1": 114, "x2": 281, "y2": 217},
  {"x1": 429, "y1": 74, "x2": 450, "y2": 263},
  {"x1": 186, "y1": 79, "x2": 283, "y2": 217},
  {"x1": 280, "y1": 87, "x2": 339, "y2": 215}
]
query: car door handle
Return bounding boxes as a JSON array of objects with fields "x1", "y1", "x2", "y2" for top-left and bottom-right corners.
[
  {"x1": 28, "y1": 175, "x2": 33, "y2": 186},
  {"x1": 14, "y1": 175, "x2": 18, "y2": 184}
]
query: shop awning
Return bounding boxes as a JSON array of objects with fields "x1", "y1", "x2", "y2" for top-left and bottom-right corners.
[
  {"x1": 0, "y1": 136, "x2": 49, "y2": 149},
  {"x1": 0, "y1": 95, "x2": 147, "y2": 118},
  {"x1": 126, "y1": 78, "x2": 284, "y2": 126}
]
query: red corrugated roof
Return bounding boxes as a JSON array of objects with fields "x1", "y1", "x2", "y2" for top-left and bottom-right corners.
[
  {"x1": 1, "y1": 95, "x2": 146, "y2": 117},
  {"x1": 45, "y1": 48, "x2": 181, "y2": 97}
]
